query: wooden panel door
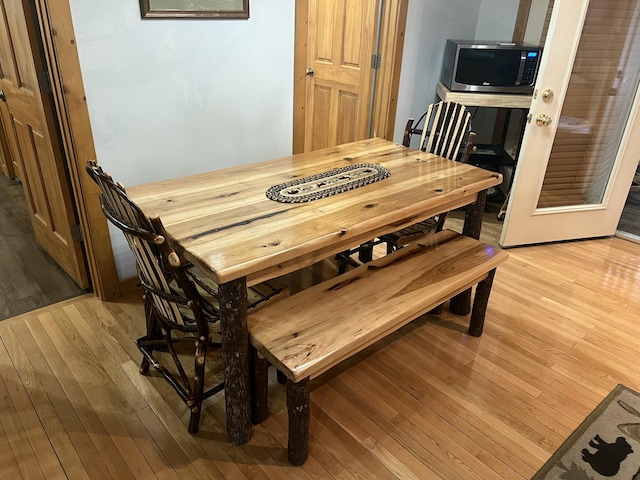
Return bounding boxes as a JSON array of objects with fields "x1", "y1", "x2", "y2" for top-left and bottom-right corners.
[
  {"x1": 304, "y1": 0, "x2": 378, "y2": 151},
  {"x1": 0, "y1": 111, "x2": 15, "y2": 177},
  {"x1": 0, "y1": 0, "x2": 88, "y2": 287}
]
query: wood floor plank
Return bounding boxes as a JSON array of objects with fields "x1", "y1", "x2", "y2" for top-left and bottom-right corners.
[
  {"x1": 25, "y1": 313, "x2": 139, "y2": 480},
  {"x1": 0, "y1": 337, "x2": 65, "y2": 479},
  {"x1": 2, "y1": 322, "x2": 96, "y2": 479},
  {"x1": 1, "y1": 235, "x2": 640, "y2": 478}
]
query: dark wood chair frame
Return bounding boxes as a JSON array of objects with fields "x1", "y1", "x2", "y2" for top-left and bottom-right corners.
[{"x1": 86, "y1": 160, "x2": 286, "y2": 434}]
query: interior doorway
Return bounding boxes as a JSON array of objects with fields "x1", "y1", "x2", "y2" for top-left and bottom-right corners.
[
  {"x1": 0, "y1": 174, "x2": 84, "y2": 319},
  {"x1": 616, "y1": 163, "x2": 640, "y2": 242}
]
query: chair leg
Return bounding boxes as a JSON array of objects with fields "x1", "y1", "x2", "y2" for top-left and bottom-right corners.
[
  {"x1": 251, "y1": 348, "x2": 270, "y2": 424},
  {"x1": 468, "y1": 268, "x2": 496, "y2": 337},
  {"x1": 336, "y1": 250, "x2": 349, "y2": 274},
  {"x1": 287, "y1": 377, "x2": 310, "y2": 466},
  {"x1": 358, "y1": 241, "x2": 374, "y2": 263},
  {"x1": 386, "y1": 241, "x2": 395, "y2": 255},
  {"x1": 187, "y1": 335, "x2": 208, "y2": 434},
  {"x1": 140, "y1": 295, "x2": 159, "y2": 374}
]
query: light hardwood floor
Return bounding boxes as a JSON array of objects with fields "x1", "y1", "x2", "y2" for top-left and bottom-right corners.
[{"x1": 1, "y1": 233, "x2": 640, "y2": 479}]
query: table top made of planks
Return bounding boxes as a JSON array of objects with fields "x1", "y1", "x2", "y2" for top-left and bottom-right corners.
[{"x1": 128, "y1": 138, "x2": 502, "y2": 285}]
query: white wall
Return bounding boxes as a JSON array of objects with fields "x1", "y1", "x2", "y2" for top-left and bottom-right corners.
[
  {"x1": 393, "y1": 1, "x2": 481, "y2": 146},
  {"x1": 68, "y1": 0, "x2": 295, "y2": 279},
  {"x1": 69, "y1": 0, "x2": 295, "y2": 186},
  {"x1": 393, "y1": 0, "x2": 519, "y2": 146},
  {"x1": 476, "y1": 0, "x2": 519, "y2": 41}
]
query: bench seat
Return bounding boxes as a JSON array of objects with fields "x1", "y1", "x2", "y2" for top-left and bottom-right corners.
[{"x1": 248, "y1": 229, "x2": 508, "y2": 464}]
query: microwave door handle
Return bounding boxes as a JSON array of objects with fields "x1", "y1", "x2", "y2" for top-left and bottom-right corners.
[{"x1": 515, "y1": 52, "x2": 527, "y2": 86}]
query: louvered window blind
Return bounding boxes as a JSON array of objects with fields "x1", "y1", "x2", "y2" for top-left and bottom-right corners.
[{"x1": 537, "y1": 0, "x2": 640, "y2": 208}]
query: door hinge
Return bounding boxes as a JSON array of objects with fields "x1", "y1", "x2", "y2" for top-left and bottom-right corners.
[
  {"x1": 371, "y1": 54, "x2": 381, "y2": 69},
  {"x1": 71, "y1": 224, "x2": 84, "y2": 242},
  {"x1": 37, "y1": 71, "x2": 52, "y2": 94}
]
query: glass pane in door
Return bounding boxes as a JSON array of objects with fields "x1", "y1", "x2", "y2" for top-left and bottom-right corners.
[{"x1": 537, "y1": 0, "x2": 640, "y2": 208}]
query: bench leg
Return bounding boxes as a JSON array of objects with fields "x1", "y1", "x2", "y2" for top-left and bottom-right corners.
[
  {"x1": 468, "y1": 268, "x2": 496, "y2": 337},
  {"x1": 251, "y1": 348, "x2": 270, "y2": 424},
  {"x1": 287, "y1": 377, "x2": 310, "y2": 466},
  {"x1": 449, "y1": 291, "x2": 471, "y2": 315}
]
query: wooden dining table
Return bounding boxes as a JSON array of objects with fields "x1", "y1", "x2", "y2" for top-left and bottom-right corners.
[{"x1": 127, "y1": 137, "x2": 502, "y2": 445}]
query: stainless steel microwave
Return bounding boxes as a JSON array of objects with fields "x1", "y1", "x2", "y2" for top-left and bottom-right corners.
[{"x1": 440, "y1": 40, "x2": 542, "y2": 94}]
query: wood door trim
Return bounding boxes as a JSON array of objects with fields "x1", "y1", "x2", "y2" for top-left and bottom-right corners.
[
  {"x1": 293, "y1": 0, "x2": 407, "y2": 153},
  {"x1": 371, "y1": 0, "x2": 407, "y2": 141},
  {"x1": 34, "y1": 0, "x2": 120, "y2": 300},
  {"x1": 292, "y1": 0, "x2": 308, "y2": 153}
]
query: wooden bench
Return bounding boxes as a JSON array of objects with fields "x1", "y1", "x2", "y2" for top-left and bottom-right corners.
[{"x1": 248, "y1": 229, "x2": 509, "y2": 465}]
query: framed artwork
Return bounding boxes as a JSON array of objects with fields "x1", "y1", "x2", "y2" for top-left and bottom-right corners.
[{"x1": 140, "y1": 0, "x2": 249, "y2": 19}]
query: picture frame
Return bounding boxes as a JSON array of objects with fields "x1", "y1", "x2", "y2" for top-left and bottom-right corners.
[{"x1": 139, "y1": 0, "x2": 249, "y2": 19}]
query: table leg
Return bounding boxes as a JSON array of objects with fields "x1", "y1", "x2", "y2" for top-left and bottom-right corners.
[
  {"x1": 218, "y1": 277, "x2": 251, "y2": 445},
  {"x1": 450, "y1": 189, "x2": 487, "y2": 315}
]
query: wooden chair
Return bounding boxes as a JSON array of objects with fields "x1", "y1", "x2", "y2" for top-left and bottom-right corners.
[
  {"x1": 382, "y1": 101, "x2": 476, "y2": 253},
  {"x1": 337, "y1": 101, "x2": 476, "y2": 272},
  {"x1": 86, "y1": 160, "x2": 288, "y2": 434}
]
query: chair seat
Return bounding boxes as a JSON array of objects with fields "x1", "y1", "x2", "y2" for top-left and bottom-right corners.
[
  {"x1": 187, "y1": 266, "x2": 289, "y2": 315},
  {"x1": 383, "y1": 217, "x2": 440, "y2": 242}
]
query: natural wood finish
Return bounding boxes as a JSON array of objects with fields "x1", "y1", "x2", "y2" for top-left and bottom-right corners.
[
  {"x1": 512, "y1": 0, "x2": 533, "y2": 45},
  {"x1": 128, "y1": 138, "x2": 502, "y2": 446},
  {"x1": 250, "y1": 230, "x2": 508, "y2": 383},
  {"x1": 36, "y1": 0, "x2": 119, "y2": 299},
  {"x1": 250, "y1": 230, "x2": 507, "y2": 464},
  {"x1": 437, "y1": 82, "x2": 533, "y2": 109},
  {"x1": 128, "y1": 138, "x2": 502, "y2": 286},
  {"x1": 370, "y1": 0, "x2": 408, "y2": 140},
  {"x1": 292, "y1": 0, "x2": 309, "y2": 153},
  {"x1": 0, "y1": 113, "x2": 15, "y2": 178},
  {"x1": 0, "y1": 0, "x2": 88, "y2": 288},
  {"x1": 303, "y1": 0, "x2": 378, "y2": 151},
  {"x1": 293, "y1": 0, "x2": 407, "y2": 153},
  {"x1": 2, "y1": 235, "x2": 640, "y2": 477}
]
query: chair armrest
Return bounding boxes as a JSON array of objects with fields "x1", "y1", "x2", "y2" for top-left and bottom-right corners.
[
  {"x1": 402, "y1": 118, "x2": 415, "y2": 147},
  {"x1": 459, "y1": 131, "x2": 477, "y2": 164}
]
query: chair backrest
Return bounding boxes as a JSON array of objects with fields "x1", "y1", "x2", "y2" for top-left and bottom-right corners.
[
  {"x1": 86, "y1": 160, "x2": 208, "y2": 332},
  {"x1": 403, "y1": 101, "x2": 473, "y2": 162}
]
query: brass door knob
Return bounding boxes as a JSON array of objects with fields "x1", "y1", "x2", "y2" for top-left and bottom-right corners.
[
  {"x1": 306, "y1": 68, "x2": 314, "y2": 76},
  {"x1": 542, "y1": 88, "x2": 554, "y2": 102},
  {"x1": 536, "y1": 113, "x2": 552, "y2": 127}
]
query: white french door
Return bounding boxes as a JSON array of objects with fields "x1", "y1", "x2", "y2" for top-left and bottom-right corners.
[{"x1": 501, "y1": 0, "x2": 640, "y2": 246}]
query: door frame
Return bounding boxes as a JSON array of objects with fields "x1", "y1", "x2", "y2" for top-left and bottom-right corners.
[
  {"x1": 292, "y1": 0, "x2": 408, "y2": 153},
  {"x1": 30, "y1": 0, "x2": 120, "y2": 300}
]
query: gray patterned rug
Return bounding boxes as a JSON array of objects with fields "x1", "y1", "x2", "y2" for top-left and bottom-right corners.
[{"x1": 533, "y1": 384, "x2": 640, "y2": 479}]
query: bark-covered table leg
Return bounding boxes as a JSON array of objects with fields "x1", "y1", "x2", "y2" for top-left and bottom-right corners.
[{"x1": 219, "y1": 277, "x2": 251, "y2": 444}]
